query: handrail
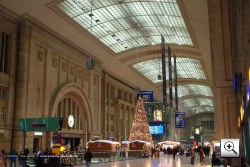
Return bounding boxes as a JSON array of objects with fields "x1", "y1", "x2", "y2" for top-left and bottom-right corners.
[{"x1": 23, "y1": 150, "x2": 149, "y2": 166}]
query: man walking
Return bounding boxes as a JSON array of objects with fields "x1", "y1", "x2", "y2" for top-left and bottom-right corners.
[
  {"x1": 9, "y1": 149, "x2": 18, "y2": 167},
  {"x1": 190, "y1": 147, "x2": 196, "y2": 165},
  {"x1": 84, "y1": 148, "x2": 93, "y2": 167}
]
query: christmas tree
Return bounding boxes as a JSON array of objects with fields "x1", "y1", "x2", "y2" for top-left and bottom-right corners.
[
  {"x1": 129, "y1": 96, "x2": 153, "y2": 143},
  {"x1": 60, "y1": 144, "x2": 74, "y2": 166}
]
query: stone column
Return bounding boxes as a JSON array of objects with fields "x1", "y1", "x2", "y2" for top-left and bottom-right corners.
[
  {"x1": 13, "y1": 24, "x2": 32, "y2": 149},
  {"x1": 115, "y1": 99, "x2": 120, "y2": 141},
  {"x1": 208, "y1": 0, "x2": 240, "y2": 139}
]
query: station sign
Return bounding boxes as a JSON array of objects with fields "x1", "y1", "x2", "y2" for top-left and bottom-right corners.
[
  {"x1": 175, "y1": 112, "x2": 185, "y2": 128},
  {"x1": 137, "y1": 90, "x2": 154, "y2": 102},
  {"x1": 19, "y1": 117, "x2": 60, "y2": 132}
]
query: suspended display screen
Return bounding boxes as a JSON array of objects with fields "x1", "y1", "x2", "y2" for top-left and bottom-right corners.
[{"x1": 149, "y1": 122, "x2": 166, "y2": 134}]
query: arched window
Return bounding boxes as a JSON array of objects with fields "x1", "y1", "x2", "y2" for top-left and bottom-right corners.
[{"x1": 56, "y1": 97, "x2": 83, "y2": 130}]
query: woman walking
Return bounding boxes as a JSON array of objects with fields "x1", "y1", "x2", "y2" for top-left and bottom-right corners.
[{"x1": 199, "y1": 147, "x2": 205, "y2": 165}]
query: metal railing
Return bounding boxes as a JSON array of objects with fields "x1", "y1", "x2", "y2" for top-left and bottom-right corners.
[
  {"x1": 72, "y1": 150, "x2": 145, "y2": 165},
  {"x1": 24, "y1": 150, "x2": 146, "y2": 166}
]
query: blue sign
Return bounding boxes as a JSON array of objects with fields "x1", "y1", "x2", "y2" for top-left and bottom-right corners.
[
  {"x1": 175, "y1": 112, "x2": 185, "y2": 128},
  {"x1": 137, "y1": 90, "x2": 153, "y2": 102}
]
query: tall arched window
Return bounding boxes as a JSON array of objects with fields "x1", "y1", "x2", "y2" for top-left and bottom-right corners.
[{"x1": 56, "y1": 97, "x2": 84, "y2": 130}]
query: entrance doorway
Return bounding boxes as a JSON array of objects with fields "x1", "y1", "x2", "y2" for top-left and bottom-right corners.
[{"x1": 33, "y1": 138, "x2": 40, "y2": 153}]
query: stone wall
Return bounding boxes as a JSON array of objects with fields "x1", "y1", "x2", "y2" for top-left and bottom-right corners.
[
  {"x1": 102, "y1": 72, "x2": 136, "y2": 142},
  {"x1": 0, "y1": 8, "x2": 139, "y2": 152},
  {"x1": 0, "y1": 11, "x2": 18, "y2": 152},
  {"x1": 13, "y1": 20, "x2": 104, "y2": 150}
]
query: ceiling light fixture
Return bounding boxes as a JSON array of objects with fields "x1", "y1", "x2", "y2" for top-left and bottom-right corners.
[
  {"x1": 135, "y1": 25, "x2": 141, "y2": 94},
  {"x1": 86, "y1": 0, "x2": 94, "y2": 69},
  {"x1": 158, "y1": 52, "x2": 162, "y2": 80}
]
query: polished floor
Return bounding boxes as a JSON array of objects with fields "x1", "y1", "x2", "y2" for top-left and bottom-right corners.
[{"x1": 81, "y1": 153, "x2": 217, "y2": 167}]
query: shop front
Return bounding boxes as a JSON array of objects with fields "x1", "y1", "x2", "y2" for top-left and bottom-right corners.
[{"x1": 60, "y1": 133, "x2": 83, "y2": 151}]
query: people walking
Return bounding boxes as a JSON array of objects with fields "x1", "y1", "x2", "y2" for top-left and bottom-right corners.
[
  {"x1": 9, "y1": 149, "x2": 18, "y2": 167},
  {"x1": 84, "y1": 148, "x2": 93, "y2": 167},
  {"x1": 151, "y1": 147, "x2": 155, "y2": 158},
  {"x1": 199, "y1": 147, "x2": 205, "y2": 165},
  {"x1": 190, "y1": 147, "x2": 196, "y2": 165},
  {"x1": 0, "y1": 151, "x2": 7, "y2": 167},
  {"x1": 173, "y1": 147, "x2": 177, "y2": 160}
]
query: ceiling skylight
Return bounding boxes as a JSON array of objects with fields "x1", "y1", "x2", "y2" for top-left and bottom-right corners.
[
  {"x1": 190, "y1": 106, "x2": 214, "y2": 113},
  {"x1": 132, "y1": 57, "x2": 206, "y2": 83},
  {"x1": 171, "y1": 84, "x2": 213, "y2": 97},
  {"x1": 56, "y1": 0, "x2": 193, "y2": 53},
  {"x1": 182, "y1": 98, "x2": 214, "y2": 109}
]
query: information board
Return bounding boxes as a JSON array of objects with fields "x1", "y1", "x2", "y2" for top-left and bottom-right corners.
[
  {"x1": 149, "y1": 122, "x2": 166, "y2": 134},
  {"x1": 19, "y1": 117, "x2": 60, "y2": 132},
  {"x1": 175, "y1": 112, "x2": 185, "y2": 128},
  {"x1": 137, "y1": 90, "x2": 154, "y2": 102}
]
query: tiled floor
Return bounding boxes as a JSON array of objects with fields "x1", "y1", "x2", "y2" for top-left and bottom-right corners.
[{"x1": 81, "y1": 154, "x2": 214, "y2": 167}]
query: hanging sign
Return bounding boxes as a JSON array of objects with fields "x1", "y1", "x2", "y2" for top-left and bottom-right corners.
[
  {"x1": 175, "y1": 112, "x2": 185, "y2": 128},
  {"x1": 137, "y1": 90, "x2": 153, "y2": 102}
]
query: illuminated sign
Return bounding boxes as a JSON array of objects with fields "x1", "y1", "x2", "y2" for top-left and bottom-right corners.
[
  {"x1": 246, "y1": 67, "x2": 250, "y2": 106},
  {"x1": 154, "y1": 109, "x2": 162, "y2": 121},
  {"x1": 240, "y1": 100, "x2": 244, "y2": 121},
  {"x1": 149, "y1": 122, "x2": 166, "y2": 134},
  {"x1": 195, "y1": 128, "x2": 200, "y2": 134},
  {"x1": 34, "y1": 132, "x2": 43, "y2": 136},
  {"x1": 150, "y1": 125, "x2": 164, "y2": 134}
]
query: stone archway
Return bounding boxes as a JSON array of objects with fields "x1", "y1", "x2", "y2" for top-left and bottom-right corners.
[{"x1": 49, "y1": 83, "x2": 92, "y2": 132}]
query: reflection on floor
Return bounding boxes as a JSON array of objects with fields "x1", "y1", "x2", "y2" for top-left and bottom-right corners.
[{"x1": 85, "y1": 153, "x2": 213, "y2": 167}]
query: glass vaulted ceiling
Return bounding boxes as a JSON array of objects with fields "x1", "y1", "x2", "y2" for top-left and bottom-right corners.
[
  {"x1": 133, "y1": 57, "x2": 214, "y2": 110},
  {"x1": 168, "y1": 84, "x2": 214, "y2": 112},
  {"x1": 132, "y1": 57, "x2": 206, "y2": 83},
  {"x1": 182, "y1": 98, "x2": 214, "y2": 108},
  {"x1": 171, "y1": 84, "x2": 213, "y2": 97},
  {"x1": 186, "y1": 106, "x2": 214, "y2": 114},
  {"x1": 57, "y1": 0, "x2": 193, "y2": 53}
]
